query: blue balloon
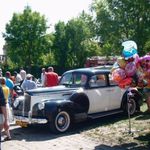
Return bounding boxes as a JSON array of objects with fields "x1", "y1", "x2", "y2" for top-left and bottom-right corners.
[{"x1": 122, "y1": 48, "x2": 137, "y2": 59}]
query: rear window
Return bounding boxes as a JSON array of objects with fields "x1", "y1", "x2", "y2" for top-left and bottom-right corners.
[{"x1": 89, "y1": 74, "x2": 106, "y2": 88}]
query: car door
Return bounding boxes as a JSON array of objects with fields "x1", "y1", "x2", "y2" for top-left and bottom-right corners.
[
  {"x1": 107, "y1": 74, "x2": 125, "y2": 110},
  {"x1": 85, "y1": 74, "x2": 110, "y2": 114}
]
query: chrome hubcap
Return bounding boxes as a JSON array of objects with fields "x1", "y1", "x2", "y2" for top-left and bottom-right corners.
[{"x1": 58, "y1": 116, "x2": 65, "y2": 126}]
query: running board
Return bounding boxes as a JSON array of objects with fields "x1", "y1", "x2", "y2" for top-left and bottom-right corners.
[{"x1": 88, "y1": 109, "x2": 123, "y2": 119}]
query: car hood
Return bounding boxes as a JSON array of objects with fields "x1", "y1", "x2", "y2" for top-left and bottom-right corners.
[{"x1": 25, "y1": 85, "x2": 81, "y2": 95}]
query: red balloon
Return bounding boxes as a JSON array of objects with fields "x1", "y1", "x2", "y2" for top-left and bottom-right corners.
[{"x1": 118, "y1": 77, "x2": 132, "y2": 88}]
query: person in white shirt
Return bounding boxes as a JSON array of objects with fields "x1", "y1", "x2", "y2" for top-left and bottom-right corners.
[
  {"x1": 14, "y1": 71, "x2": 22, "y2": 84},
  {"x1": 20, "y1": 68, "x2": 26, "y2": 81},
  {"x1": 41, "y1": 68, "x2": 46, "y2": 87},
  {"x1": 0, "y1": 68, "x2": 2, "y2": 77},
  {"x1": 21, "y1": 74, "x2": 37, "y2": 91}
]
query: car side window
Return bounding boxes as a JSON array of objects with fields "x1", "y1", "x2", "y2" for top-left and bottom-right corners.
[
  {"x1": 73, "y1": 74, "x2": 87, "y2": 87},
  {"x1": 89, "y1": 74, "x2": 106, "y2": 88},
  {"x1": 60, "y1": 73, "x2": 73, "y2": 85}
]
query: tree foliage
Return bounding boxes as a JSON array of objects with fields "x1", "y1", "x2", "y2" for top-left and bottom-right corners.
[
  {"x1": 53, "y1": 21, "x2": 68, "y2": 68},
  {"x1": 92, "y1": 0, "x2": 150, "y2": 55},
  {"x1": 65, "y1": 12, "x2": 100, "y2": 67},
  {"x1": 3, "y1": 6, "x2": 51, "y2": 69},
  {"x1": 2, "y1": 1, "x2": 150, "y2": 72},
  {"x1": 53, "y1": 12, "x2": 100, "y2": 68}
]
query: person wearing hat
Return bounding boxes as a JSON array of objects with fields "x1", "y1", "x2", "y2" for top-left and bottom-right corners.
[{"x1": 21, "y1": 74, "x2": 37, "y2": 91}]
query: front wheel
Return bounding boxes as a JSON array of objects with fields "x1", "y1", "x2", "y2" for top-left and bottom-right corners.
[{"x1": 49, "y1": 111, "x2": 71, "y2": 133}]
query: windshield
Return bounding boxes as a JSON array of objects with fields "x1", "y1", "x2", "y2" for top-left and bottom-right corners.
[{"x1": 59, "y1": 72, "x2": 87, "y2": 87}]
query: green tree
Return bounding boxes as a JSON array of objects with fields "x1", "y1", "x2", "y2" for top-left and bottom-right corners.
[
  {"x1": 92, "y1": 0, "x2": 150, "y2": 55},
  {"x1": 38, "y1": 33, "x2": 55, "y2": 66},
  {"x1": 143, "y1": 39, "x2": 150, "y2": 54},
  {"x1": 65, "y1": 12, "x2": 100, "y2": 67},
  {"x1": 53, "y1": 21, "x2": 68, "y2": 69},
  {"x1": 53, "y1": 12, "x2": 100, "y2": 68},
  {"x1": 3, "y1": 6, "x2": 51, "y2": 70}
]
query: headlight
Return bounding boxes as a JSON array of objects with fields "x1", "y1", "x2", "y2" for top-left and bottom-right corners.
[
  {"x1": 13, "y1": 99, "x2": 19, "y2": 108},
  {"x1": 38, "y1": 102, "x2": 45, "y2": 110}
]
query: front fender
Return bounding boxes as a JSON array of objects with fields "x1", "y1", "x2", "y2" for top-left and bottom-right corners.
[{"x1": 44, "y1": 99, "x2": 74, "y2": 122}]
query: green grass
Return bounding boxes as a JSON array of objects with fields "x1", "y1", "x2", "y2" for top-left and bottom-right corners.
[{"x1": 83, "y1": 103, "x2": 150, "y2": 150}]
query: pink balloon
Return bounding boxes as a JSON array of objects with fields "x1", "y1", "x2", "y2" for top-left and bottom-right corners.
[
  {"x1": 142, "y1": 55, "x2": 150, "y2": 61},
  {"x1": 112, "y1": 68, "x2": 126, "y2": 83},
  {"x1": 125, "y1": 62, "x2": 136, "y2": 77},
  {"x1": 133, "y1": 54, "x2": 140, "y2": 64}
]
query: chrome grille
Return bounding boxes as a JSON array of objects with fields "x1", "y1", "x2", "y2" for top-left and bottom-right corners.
[{"x1": 24, "y1": 94, "x2": 31, "y2": 116}]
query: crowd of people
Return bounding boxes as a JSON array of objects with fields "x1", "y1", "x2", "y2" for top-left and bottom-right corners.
[
  {"x1": 0, "y1": 67, "x2": 28, "y2": 146},
  {"x1": 0, "y1": 66, "x2": 59, "y2": 149}
]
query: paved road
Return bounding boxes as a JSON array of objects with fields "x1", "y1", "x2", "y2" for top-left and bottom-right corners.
[{"x1": 1, "y1": 121, "x2": 126, "y2": 150}]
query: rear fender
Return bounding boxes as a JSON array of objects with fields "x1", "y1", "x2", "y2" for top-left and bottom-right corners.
[{"x1": 121, "y1": 88, "x2": 142, "y2": 110}]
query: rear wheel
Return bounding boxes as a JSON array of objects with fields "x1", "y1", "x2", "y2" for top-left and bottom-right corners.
[
  {"x1": 126, "y1": 98, "x2": 136, "y2": 115},
  {"x1": 49, "y1": 111, "x2": 71, "y2": 133}
]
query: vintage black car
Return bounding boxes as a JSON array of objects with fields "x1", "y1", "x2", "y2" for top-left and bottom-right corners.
[{"x1": 13, "y1": 66, "x2": 142, "y2": 133}]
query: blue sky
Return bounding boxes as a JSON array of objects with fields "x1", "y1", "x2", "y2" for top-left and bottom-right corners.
[{"x1": 0, "y1": 0, "x2": 92, "y2": 54}]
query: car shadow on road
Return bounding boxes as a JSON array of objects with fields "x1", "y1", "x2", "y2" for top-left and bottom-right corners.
[
  {"x1": 134, "y1": 112, "x2": 150, "y2": 120},
  {"x1": 9, "y1": 113, "x2": 128, "y2": 142},
  {"x1": 72, "y1": 113, "x2": 129, "y2": 133},
  {"x1": 7, "y1": 112, "x2": 150, "y2": 150}
]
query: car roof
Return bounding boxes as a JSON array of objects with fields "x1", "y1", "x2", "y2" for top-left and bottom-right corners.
[{"x1": 63, "y1": 65, "x2": 112, "y2": 76}]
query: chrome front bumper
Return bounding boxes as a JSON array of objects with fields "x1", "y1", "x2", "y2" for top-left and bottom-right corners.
[{"x1": 14, "y1": 116, "x2": 47, "y2": 124}]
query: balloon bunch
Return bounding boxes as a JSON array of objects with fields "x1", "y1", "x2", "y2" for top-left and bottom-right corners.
[
  {"x1": 111, "y1": 41, "x2": 149, "y2": 89},
  {"x1": 139, "y1": 55, "x2": 150, "y2": 86}
]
